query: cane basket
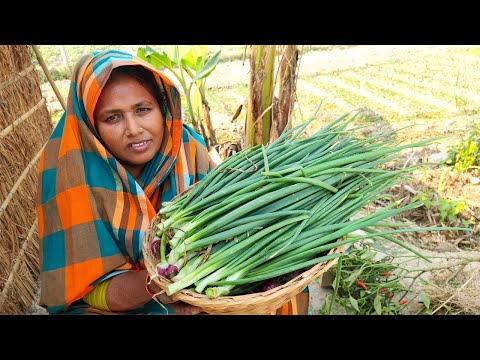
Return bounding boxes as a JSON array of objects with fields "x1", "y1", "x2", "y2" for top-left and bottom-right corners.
[{"x1": 143, "y1": 207, "x2": 343, "y2": 315}]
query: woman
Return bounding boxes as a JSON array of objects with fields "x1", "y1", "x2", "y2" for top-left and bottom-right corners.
[
  {"x1": 37, "y1": 49, "x2": 309, "y2": 315},
  {"x1": 37, "y1": 50, "x2": 209, "y2": 314}
]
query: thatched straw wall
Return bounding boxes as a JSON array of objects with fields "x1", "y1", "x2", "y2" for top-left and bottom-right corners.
[{"x1": 0, "y1": 45, "x2": 53, "y2": 314}]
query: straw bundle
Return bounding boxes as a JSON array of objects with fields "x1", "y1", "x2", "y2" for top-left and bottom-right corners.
[{"x1": 0, "y1": 45, "x2": 52, "y2": 314}]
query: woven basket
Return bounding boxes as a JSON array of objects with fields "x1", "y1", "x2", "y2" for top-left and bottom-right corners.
[{"x1": 143, "y1": 190, "x2": 343, "y2": 315}]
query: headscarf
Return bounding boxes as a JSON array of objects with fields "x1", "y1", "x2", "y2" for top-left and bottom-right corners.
[{"x1": 36, "y1": 50, "x2": 210, "y2": 314}]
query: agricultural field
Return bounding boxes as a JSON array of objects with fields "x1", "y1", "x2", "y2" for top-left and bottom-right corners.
[
  {"x1": 34, "y1": 45, "x2": 480, "y2": 315},
  {"x1": 38, "y1": 45, "x2": 479, "y2": 145}
]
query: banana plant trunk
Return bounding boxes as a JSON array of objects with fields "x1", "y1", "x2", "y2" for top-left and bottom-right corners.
[
  {"x1": 202, "y1": 102, "x2": 217, "y2": 148},
  {"x1": 270, "y1": 45, "x2": 298, "y2": 143},
  {"x1": 245, "y1": 45, "x2": 276, "y2": 146}
]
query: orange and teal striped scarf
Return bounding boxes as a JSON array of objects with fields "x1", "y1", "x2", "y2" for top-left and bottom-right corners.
[{"x1": 36, "y1": 50, "x2": 210, "y2": 314}]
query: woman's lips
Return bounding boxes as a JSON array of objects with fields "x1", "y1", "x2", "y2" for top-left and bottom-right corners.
[{"x1": 128, "y1": 140, "x2": 150, "y2": 153}]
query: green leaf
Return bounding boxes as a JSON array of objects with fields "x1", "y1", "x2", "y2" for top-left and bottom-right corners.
[
  {"x1": 374, "y1": 293, "x2": 382, "y2": 315},
  {"x1": 345, "y1": 269, "x2": 363, "y2": 286},
  {"x1": 193, "y1": 50, "x2": 221, "y2": 82},
  {"x1": 191, "y1": 45, "x2": 207, "y2": 59},
  {"x1": 420, "y1": 291, "x2": 430, "y2": 309},
  {"x1": 164, "y1": 45, "x2": 181, "y2": 65},
  {"x1": 143, "y1": 45, "x2": 159, "y2": 58},
  {"x1": 140, "y1": 48, "x2": 173, "y2": 70},
  {"x1": 137, "y1": 47, "x2": 147, "y2": 61},
  {"x1": 349, "y1": 295, "x2": 360, "y2": 312},
  {"x1": 455, "y1": 200, "x2": 465, "y2": 214},
  {"x1": 195, "y1": 55, "x2": 205, "y2": 71},
  {"x1": 181, "y1": 49, "x2": 197, "y2": 72},
  {"x1": 322, "y1": 295, "x2": 332, "y2": 314}
]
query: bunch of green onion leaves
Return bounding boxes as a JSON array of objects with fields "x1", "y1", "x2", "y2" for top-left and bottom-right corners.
[{"x1": 151, "y1": 105, "x2": 468, "y2": 299}]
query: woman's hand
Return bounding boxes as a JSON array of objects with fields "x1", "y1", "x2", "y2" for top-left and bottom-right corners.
[
  {"x1": 168, "y1": 301, "x2": 205, "y2": 315},
  {"x1": 154, "y1": 292, "x2": 178, "y2": 304},
  {"x1": 148, "y1": 280, "x2": 205, "y2": 314}
]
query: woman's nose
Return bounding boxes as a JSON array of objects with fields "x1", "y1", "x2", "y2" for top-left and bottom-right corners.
[{"x1": 124, "y1": 113, "x2": 142, "y2": 136}]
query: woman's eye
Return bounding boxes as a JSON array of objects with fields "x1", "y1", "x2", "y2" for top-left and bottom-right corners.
[
  {"x1": 105, "y1": 114, "x2": 120, "y2": 123},
  {"x1": 137, "y1": 107, "x2": 150, "y2": 114}
]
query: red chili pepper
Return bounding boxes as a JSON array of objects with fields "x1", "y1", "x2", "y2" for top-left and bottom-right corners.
[
  {"x1": 356, "y1": 281, "x2": 368, "y2": 290},
  {"x1": 381, "y1": 272, "x2": 392, "y2": 277},
  {"x1": 388, "y1": 293, "x2": 394, "y2": 298},
  {"x1": 399, "y1": 299, "x2": 408, "y2": 305},
  {"x1": 378, "y1": 288, "x2": 386, "y2": 293}
]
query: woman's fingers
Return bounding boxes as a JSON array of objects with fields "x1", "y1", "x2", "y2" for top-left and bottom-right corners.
[
  {"x1": 169, "y1": 302, "x2": 204, "y2": 315},
  {"x1": 156, "y1": 293, "x2": 178, "y2": 304}
]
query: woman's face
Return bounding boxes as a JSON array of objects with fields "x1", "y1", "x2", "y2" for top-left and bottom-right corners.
[{"x1": 94, "y1": 72, "x2": 164, "y2": 179}]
